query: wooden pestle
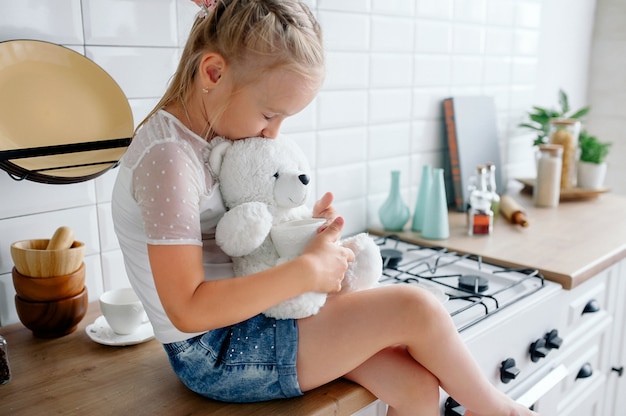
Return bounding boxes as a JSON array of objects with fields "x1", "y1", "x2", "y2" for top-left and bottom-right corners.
[{"x1": 46, "y1": 226, "x2": 75, "y2": 250}]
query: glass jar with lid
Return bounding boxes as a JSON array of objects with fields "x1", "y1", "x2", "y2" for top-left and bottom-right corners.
[
  {"x1": 549, "y1": 118, "x2": 580, "y2": 188},
  {"x1": 534, "y1": 144, "x2": 563, "y2": 207}
]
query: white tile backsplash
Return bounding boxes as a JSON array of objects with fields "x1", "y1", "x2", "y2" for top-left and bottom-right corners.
[
  {"x1": 413, "y1": 55, "x2": 452, "y2": 86},
  {"x1": 369, "y1": 123, "x2": 411, "y2": 160},
  {"x1": 371, "y1": 0, "x2": 415, "y2": 16},
  {"x1": 325, "y1": 52, "x2": 370, "y2": 89},
  {"x1": 415, "y1": 20, "x2": 452, "y2": 53},
  {"x1": 516, "y1": 1, "x2": 543, "y2": 28},
  {"x1": 316, "y1": 164, "x2": 367, "y2": 202},
  {"x1": 486, "y1": 0, "x2": 516, "y2": 26},
  {"x1": 370, "y1": 54, "x2": 413, "y2": 88},
  {"x1": 453, "y1": 0, "x2": 487, "y2": 23},
  {"x1": 318, "y1": 11, "x2": 370, "y2": 51},
  {"x1": 416, "y1": 0, "x2": 453, "y2": 19},
  {"x1": 83, "y1": 0, "x2": 178, "y2": 46},
  {"x1": 317, "y1": 127, "x2": 368, "y2": 168},
  {"x1": 485, "y1": 28, "x2": 515, "y2": 55},
  {"x1": 86, "y1": 46, "x2": 179, "y2": 99},
  {"x1": 368, "y1": 89, "x2": 413, "y2": 124},
  {"x1": 0, "y1": 0, "x2": 83, "y2": 45},
  {"x1": 0, "y1": 175, "x2": 96, "y2": 219},
  {"x1": 0, "y1": 0, "x2": 609, "y2": 326},
  {"x1": 371, "y1": 16, "x2": 415, "y2": 52},
  {"x1": 452, "y1": 24, "x2": 485, "y2": 54},
  {"x1": 317, "y1": 90, "x2": 368, "y2": 129},
  {"x1": 451, "y1": 56, "x2": 484, "y2": 85}
]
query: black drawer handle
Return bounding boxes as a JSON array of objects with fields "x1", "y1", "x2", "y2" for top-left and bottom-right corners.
[
  {"x1": 612, "y1": 366, "x2": 624, "y2": 377},
  {"x1": 576, "y1": 363, "x2": 593, "y2": 380},
  {"x1": 582, "y1": 299, "x2": 600, "y2": 314}
]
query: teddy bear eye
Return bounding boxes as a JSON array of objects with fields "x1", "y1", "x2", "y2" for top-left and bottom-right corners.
[{"x1": 273, "y1": 172, "x2": 280, "y2": 179}]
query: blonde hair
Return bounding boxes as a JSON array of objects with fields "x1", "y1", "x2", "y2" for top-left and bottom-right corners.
[{"x1": 136, "y1": 0, "x2": 324, "y2": 135}]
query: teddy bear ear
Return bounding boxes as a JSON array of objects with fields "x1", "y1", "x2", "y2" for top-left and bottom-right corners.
[
  {"x1": 207, "y1": 139, "x2": 233, "y2": 176},
  {"x1": 207, "y1": 139, "x2": 232, "y2": 176}
]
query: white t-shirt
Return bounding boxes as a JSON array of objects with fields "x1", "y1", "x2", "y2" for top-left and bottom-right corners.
[{"x1": 111, "y1": 110, "x2": 233, "y2": 344}]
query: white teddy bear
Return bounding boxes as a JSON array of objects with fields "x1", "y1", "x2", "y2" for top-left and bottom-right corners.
[{"x1": 208, "y1": 136, "x2": 382, "y2": 319}]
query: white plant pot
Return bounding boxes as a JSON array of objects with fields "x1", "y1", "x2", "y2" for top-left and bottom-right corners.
[{"x1": 577, "y1": 161, "x2": 607, "y2": 189}]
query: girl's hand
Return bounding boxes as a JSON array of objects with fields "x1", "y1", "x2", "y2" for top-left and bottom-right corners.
[
  {"x1": 313, "y1": 192, "x2": 338, "y2": 232},
  {"x1": 301, "y1": 216, "x2": 355, "y2": 294}
]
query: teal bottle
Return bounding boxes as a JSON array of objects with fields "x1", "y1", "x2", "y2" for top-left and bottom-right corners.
[
  {"x1": 379, "y1": 170, "x2": 410, "y2": 231},
  {"x1": 411, "y1": 165, "x2": 432, "y2": 232},
  {"x1": 421, "y1": 168, "x2": 450, "y2": 240}
]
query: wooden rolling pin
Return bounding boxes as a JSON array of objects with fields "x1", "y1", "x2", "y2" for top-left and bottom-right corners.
[
  {"x1": 500, "y1": 195, "x2": 529, "y2": 227},
  {"x1": 46, "y1": 226, "x2": 75, "y2": 250}
]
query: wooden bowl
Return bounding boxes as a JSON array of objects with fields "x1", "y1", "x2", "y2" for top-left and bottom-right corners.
[
  {"x1": 10, "y1": 239, "x2": 85, "y2": 277},
  {"x1": 12, "y1": 263, "x2": 85, "y2": 301},
  {"x1": 15, "y1": 287, "x2": 88, "y2": 338}
]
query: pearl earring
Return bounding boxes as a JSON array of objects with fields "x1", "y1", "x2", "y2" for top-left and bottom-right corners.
[{"x1": 202, "y1": 87, "x2": 209, "y2": 94}]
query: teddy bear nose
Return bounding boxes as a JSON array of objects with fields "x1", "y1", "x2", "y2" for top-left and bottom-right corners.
[{"x1": 298, "y1": 174, "x2": 310, "y2": 185}]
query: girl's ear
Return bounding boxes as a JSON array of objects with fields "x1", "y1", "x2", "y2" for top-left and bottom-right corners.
[{"x1": 199, "y1": 52, "x2": 226, "y2": 89}]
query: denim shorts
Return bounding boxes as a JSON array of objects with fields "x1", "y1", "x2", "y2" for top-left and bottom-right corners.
[{"x1": 163, "y1": 314, "x2": 302, "y2": 403}]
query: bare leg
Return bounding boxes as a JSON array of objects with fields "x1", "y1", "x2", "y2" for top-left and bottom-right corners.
[
  {"x1": 345, "y1": 345, "x2": 440, "y2": 415},
  {"x1": 296, "y1": 285, "x2": 537, "y2": 416}
]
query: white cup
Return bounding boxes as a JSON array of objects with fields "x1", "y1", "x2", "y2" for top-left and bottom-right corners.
[
  {"x1": 270, "y1": 218, "x2": 326, "y2": 259},
  {"x1": 99, "y1": 287, "x2": 147, "y2": 335}
]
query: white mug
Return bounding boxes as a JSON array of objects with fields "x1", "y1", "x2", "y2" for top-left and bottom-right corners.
[
  {"x1": 99, "y1": 287, "x2": 147, "y2": 335},
  {"x1": 270, "y1": 218, "x2": 326, "y2": 259}
]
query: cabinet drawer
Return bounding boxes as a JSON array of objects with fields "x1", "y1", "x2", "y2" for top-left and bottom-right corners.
[
  {"x1": 563, "y1": 273, "x2": 609, "y2": 336},
  {"x1": 557, "y1": 371, "x2": 605, "y2": 416},
  {"x1": 556, "y1": 315, "x2": 611, "y2": 413}
]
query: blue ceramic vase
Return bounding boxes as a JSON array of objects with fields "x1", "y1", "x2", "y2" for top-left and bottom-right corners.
[
  {"x1": 411, "y1": 164, "x2": 432, "y2": 232},
  {"x1": 379, "y1": 170, "x2": 410, "y2": 231},
  {"x1": 421, "y1": 168, "x2": 450, "y2": 240}
]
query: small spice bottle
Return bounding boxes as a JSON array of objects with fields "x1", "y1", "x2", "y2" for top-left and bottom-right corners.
[
  {"x1": 534, "y1": 144, "x2": 563, "y2": 207},
  {"x1": 468, "y1": 166, "x2": 493, "y2": 236},
  {"x1": 549, "y1": 118, "x2": 580, "y2": 188},
  {"x1": 0, "y1": 335, "x2": 10, "y2": 384},
  {"x1": 485, "y1": 163, "x2": 501, "y2": 222}
]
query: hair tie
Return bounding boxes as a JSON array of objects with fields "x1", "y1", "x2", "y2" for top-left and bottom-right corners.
[{"x1": 192, "y1": 0, "x2": 218, "y2": 19}]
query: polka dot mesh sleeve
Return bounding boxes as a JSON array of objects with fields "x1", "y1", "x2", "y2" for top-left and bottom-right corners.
[{"x1": 132, "y1": 141, "x2": 206, "y2": 246}]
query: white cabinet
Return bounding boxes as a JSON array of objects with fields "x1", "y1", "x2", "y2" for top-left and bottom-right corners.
[
  {"x1": 602, "y1": 259, "x2": 626, "y2": 416},
  {"x1": 550, "y1": 270, "x2": 613, "y2": 416}
]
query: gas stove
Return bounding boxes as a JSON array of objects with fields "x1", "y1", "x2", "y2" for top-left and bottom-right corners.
[
  {"x1": 375, "y1": 234, "x2": 547, "y2": 332},
  {"x1": 373, "y1": 234, "x2": 566, "y2": 414}
]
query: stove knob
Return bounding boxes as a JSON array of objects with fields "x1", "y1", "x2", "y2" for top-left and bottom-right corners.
[
  {"x1": 500, "y1": 358, "x2": 520, "y2": 384},
  {"x1": 444, "y1": 397, "x2": 466, "y2": 416},
  {"x1": 544, "y1": 329, "x2": 563, "y2": 350},
  {"x1": 529, "y1": 338, "x2": 549, "y2": 362}
]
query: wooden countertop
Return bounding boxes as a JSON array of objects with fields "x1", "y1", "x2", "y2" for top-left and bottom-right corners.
[
  {"x1": 372, "y1": 191, "x2": 626, "y2": 290},
  {"x1": 0, "y1": 303, "x2": 375, "y2": 415}
]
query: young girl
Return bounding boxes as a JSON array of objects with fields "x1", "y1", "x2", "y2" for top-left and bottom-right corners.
[{"x1": 112, "y1": 1, "x2": 538, "y2": 415}]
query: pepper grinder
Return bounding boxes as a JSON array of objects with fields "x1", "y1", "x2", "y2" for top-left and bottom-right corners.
[{"x1": 0, "y1": 335, "x2": 10, "y2": 384}]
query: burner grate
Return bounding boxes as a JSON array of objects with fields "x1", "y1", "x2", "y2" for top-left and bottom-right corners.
[{"x1": 375, "y1": 235, "x2": 545, "y2": 332}]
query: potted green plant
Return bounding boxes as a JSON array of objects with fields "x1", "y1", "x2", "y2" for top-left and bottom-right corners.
[
  {"x1": 519, "y1": 89, "x2": 590, "y2": 146},
  {"x1": 577, "y1": 130, "x2": 611, "y2": 189}
]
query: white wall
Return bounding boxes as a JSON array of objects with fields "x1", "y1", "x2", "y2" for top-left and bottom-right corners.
[
  {"x1": 586, "y1": 0, "x2": 626, "y2": 195},
  {"x1": 0, "y1": 0, "x2": 601, "y2": 326}
]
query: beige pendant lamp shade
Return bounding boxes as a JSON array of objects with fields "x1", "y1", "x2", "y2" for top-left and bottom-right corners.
[{"x1": 0, "y1": 40, "x2": 133, "y2": 184}]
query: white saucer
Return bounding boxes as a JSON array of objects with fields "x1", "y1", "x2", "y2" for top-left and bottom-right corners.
[{"x1": 86, "y1": 315, "x2": 154, "y2": 346}]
